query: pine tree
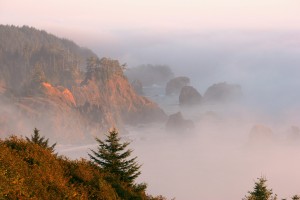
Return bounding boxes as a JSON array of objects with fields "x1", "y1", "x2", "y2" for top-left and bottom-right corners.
[
  {"x1": 88, "y1": 128, "x2": 141, "y2": 186},
  {"x1": 26, "y1": 128, "x2": 56, "y2": 152},
  {"x1": 243, "y1": 177, "x2": 277, "y2": 200}
]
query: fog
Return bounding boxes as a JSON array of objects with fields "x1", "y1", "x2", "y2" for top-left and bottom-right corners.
[
  {"x1": 59, "y1": 101, "x2": 300, "y2": 199},
  {"x1": 1, "y1": 25, "x2": 300, "y2": 199},
  {"x1": 57, "y1": 84, "x2": 300, "y2": 200},
  {"x1": 53, "y1": 29, "x2": 300, "y2": 199},
  {"x1": 91, "y1": 30, "x2": 300, "y2": 114},
  {"x1": 133, "y1": 124, "x2": 300, "y2": 199}
]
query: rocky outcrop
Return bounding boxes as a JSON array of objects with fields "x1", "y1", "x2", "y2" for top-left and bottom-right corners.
[
  {"x1": 0, "y1": 58, "x2": 167, "y2": 142},
  {"x1": 165, "y1": 76, "x2": 190, "y2": 95},
  {"x1": 203, "y1": 82, "x2": 242, "y2": 104},
  {"x1": 165, "y1": 112, "x2": 194, "y2": 133},
  {"x1": 131, "y1": 79, "x2": 143, "y2": 95},
  {"x1": 41, "y1": 82, "x2": 76, "y2": 107},
  {"x1": 73, "y1": 58, "x2": 167, "y2": 128},
  {"x1": 179, "y1": 86, "x2": 202, "y2": 106},
  {"x1": 248, "y1": 124, "x2": 274, "y2": 145},
  {"x1": 0, "y1": 25, "x2": 168, "y2": 142}
]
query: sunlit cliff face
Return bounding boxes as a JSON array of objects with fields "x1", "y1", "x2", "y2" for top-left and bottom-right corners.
[{"x1": 41, "y1": 82, "x2": 76, "y2": 107}]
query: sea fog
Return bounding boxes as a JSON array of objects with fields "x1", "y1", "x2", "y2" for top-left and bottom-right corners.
[
  {"x1": 57, "y1": 30, "x2": 300, "y2": 199},
  {"x1": 57, "y1": 88, "x2": 300, "y2": 200}
]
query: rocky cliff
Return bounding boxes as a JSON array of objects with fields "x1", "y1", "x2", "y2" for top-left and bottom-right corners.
[
  {"x1": 73, "y1": 57, "x2": 166, "y2": 128},
  {"x1": 0, "y1": 25, "x2": 166, "y2": 142}
]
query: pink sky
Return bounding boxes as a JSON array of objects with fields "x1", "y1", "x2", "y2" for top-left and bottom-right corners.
[{"x1": 1, "y1": 0, "x2": 300, "y2": 35}]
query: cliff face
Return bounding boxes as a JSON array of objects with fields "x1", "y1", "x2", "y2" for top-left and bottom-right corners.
[
  {"x1": 0, "y1": 26, "x2": 166, "y2": 142},
  {"x1": 1, "y1": 64, "x2": 166, "y2": 142},
  {"x1": 73, "y1": 58, "x2": 166, "y2": 128},
  {"x1": 41, "y1": 82, "x2": 76, "y2": 107}
]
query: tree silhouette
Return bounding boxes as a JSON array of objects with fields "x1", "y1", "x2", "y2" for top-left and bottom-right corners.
[
  {"x1": 243, "y1": 177, "x2": 277, "y2": 200},
  {"x1": 89, "y1": 128, "x2": 141, "y2": 186},
  {"x1": 26, "y1": 128, "x2": 56, "y2": 152}
]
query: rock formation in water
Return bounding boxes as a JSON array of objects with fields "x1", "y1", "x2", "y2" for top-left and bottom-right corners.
[
  {"x1": 179, "y1": 86, "x2": 202, "y2": 106},
  {"x1": 203, "y1": 82, "x2": 242, "y2": 104},
  {"x1": 165, "y1": 76, "x2": 190, "y2": 95},
  {"x1": 165, "y1": 112, "x2": 194, "y2": 133}
]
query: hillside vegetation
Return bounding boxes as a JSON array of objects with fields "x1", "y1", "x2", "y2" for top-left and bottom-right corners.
[{"x1": 0, "y1": 131, "x2": 165, "y2": 200}]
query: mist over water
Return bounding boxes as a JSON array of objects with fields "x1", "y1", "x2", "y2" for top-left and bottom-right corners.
[
  {"x1": 56, "y1": 29, "x2": 300, "y2": 199},
  {"x1": 0, "y1": 26, "x2": 298, "y2": 199},
  {"x1": 59, "y1": 97, "x2": 300, "y2": 199},
  {"x1": 136, "y1": 84, "x2": 300, "y2": 199},
  {"x1": 92, "y1": 30, "x2": 300, "y2": 114},
  {"x1": 132, "y1": 126, "x2": 300, "y2": 199},
  {"x1": 59, "y1": 111, "x2": 300, "y2": 199}
]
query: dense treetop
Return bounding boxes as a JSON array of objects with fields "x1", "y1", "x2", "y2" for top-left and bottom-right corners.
[{"x1": 0, "y1": 25, "x2": 96, "y2": 91}]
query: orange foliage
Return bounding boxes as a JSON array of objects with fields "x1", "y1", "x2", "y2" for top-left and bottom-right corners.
[{"x1": 0, "y1": 135, "x2": 165, "y2": 200}]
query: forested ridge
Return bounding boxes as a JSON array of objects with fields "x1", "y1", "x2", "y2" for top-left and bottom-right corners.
[
  {"x1": 0, "y1": 25, "x2": 96, "y2": 92},
  {"x1": 0, "y1": 129, "x2": 166, "y2": 200}
]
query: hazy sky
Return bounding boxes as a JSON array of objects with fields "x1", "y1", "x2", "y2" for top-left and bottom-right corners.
[
  {"x1": 1, "y1": 0, "x2": 300, "y2": 36},
  {"x1": 1, "y1": 0, "x2": 300, "y2": 58}
]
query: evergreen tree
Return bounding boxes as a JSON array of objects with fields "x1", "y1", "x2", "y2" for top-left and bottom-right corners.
[
  {"x1": 88, "y1": 128, "x2": 141, "y2": 186},
  {"x1": 243, "y1": 177, "x2": 277, "y2": 200},
  {"x1": 26, "y1": 128, "x2": 56, "y2": 152}
]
